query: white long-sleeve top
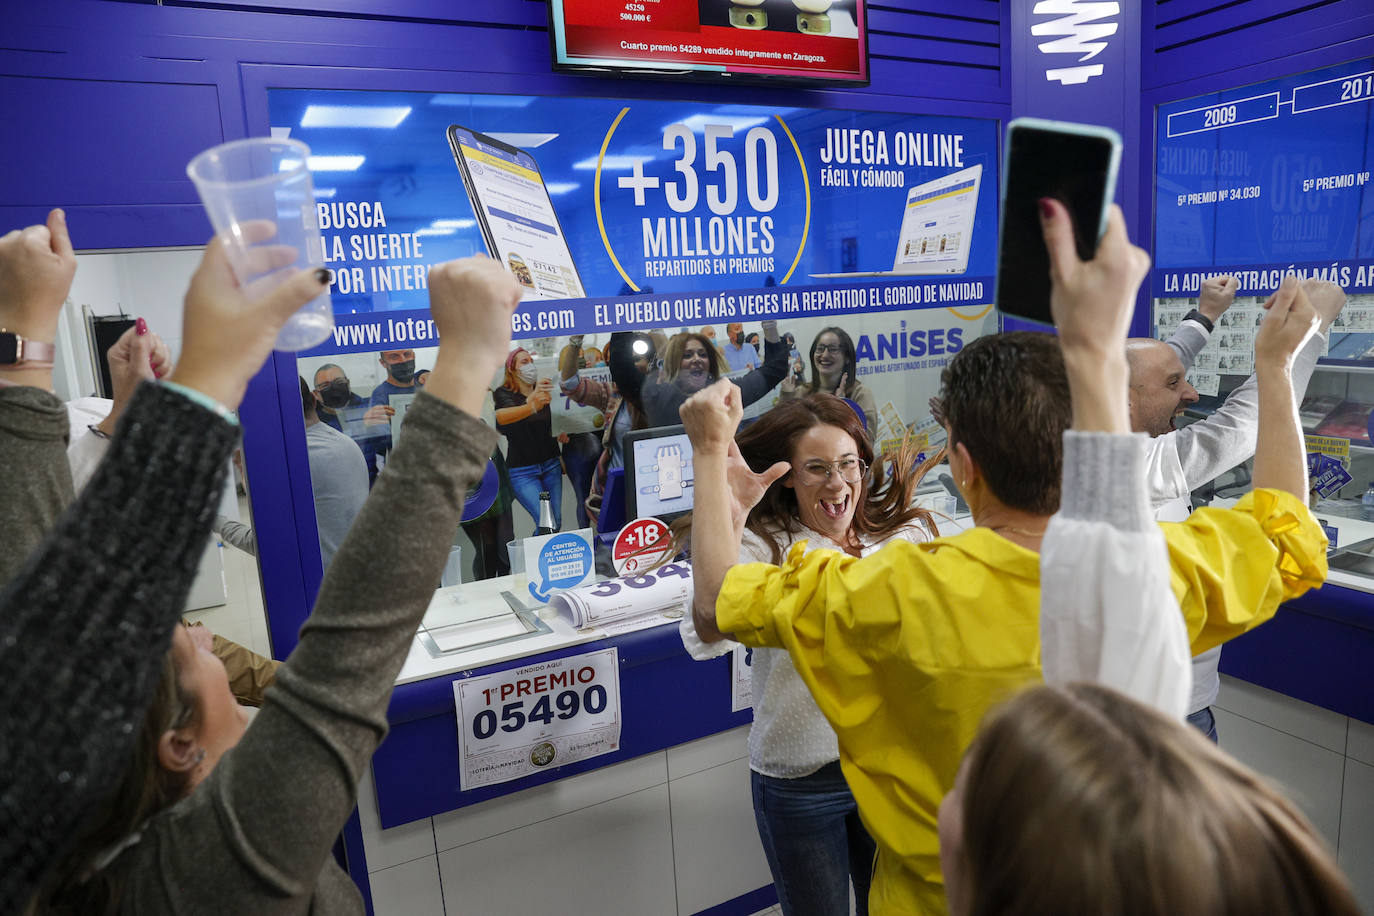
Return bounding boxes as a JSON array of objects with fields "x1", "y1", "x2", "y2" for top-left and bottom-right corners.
[
  {"x1": 1152, "y1": 322, "x2": 1326, "y2": 713},
  {"x1": 1041, "y1": 431, "x2": 1193, "y2": 719},
  {"x1": 680, "y1": 523, "x2": 930, "y2": 779}
]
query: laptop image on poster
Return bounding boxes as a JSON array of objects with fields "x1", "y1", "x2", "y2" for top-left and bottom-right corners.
[{"x1": 811, "y1": 164, "x2": 983, "y2": 279}]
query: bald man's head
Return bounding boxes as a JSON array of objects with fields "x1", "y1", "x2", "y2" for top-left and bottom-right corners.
[{"x1": 1125, "y1": 338, "x2": 1199, "y2": 437}]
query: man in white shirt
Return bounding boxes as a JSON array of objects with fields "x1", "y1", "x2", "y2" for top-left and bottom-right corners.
[{"x1": 1133, "y1": 274, "x2": 1345, "y2": 739}]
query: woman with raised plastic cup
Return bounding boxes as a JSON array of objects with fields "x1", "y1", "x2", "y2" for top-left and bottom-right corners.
[
  {"x1": 24, "y1": 249, "x2": 523, "y2": 913},
  {"x1": 186, "y1": 137, "x2": 334, "y2": 351}
]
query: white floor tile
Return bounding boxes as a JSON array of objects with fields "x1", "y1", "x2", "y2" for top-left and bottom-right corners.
[
  {"x1": 433, "y1": 750, "x2": 668, "y2": 852},
  {"x1": 1339, "y1": 758, "x2": 1374, "y2": 913},
  {"x1": 670, "y1": 756, "x2": 772, "y2": 915},
  {"x1": 666, "y1": 724, "x2": 751, "y2": 781},
  {"x1": 1216, "y1": 675, "x2": 1348, "y2": 753},
  {"x1": 1214, "y1": 707, "x2": 1346, "y2": 845},
  {"x1": 369, "y1": 854, "x2": 446, "y2": 916},
  {"x1": 358, "y1": 767, "x2": 437, "y2": 872},
  {"x1": 438, "y1": 784, "x2": 676, "y2": 915},
  {"x1": 188, "y1": 534, "x2": 266, "y2": 654},
  {"x1": 1348, "y1": 717, "x2": 1374, "y2": 768}
]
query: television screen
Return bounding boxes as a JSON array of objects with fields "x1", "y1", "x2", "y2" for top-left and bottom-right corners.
[{"x1": 549, "y1": 0, "x2": 869, "y2": 87}]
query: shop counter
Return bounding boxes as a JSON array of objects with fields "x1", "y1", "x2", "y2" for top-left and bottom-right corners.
[
  {"x1": 374, "y1": 573, "x2": 750, "y2": 829},
  {"x1": 1219, "y1": 505, "x2": 1374, "y2": 725}
]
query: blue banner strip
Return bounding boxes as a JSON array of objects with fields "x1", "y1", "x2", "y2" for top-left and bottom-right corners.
[
  {"x1": 1152, "y1": 258, "x2": 1374, "y2": 297},
  {"x1": 306, "y1": 276, "x2": 995, "y2": 356}
]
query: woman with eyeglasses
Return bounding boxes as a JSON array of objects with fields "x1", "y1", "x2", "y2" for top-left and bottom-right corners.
[
  {"x1": 779, "y1": 327, "x2": 877, "y2": 426},
  {"x1": 678, "y1": 394, "x2": 942, "y2": 916}
]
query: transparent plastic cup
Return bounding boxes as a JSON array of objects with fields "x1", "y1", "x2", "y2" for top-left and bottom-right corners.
[
  {"x1": 186, "y1": 137, "x2": 333, "y2": 351},
  {"x1": 506, "y1": 539, "x2": 527, "y2": 587},
  {"x1": 440, "y1": 544, "x2": 463, "y2": 588}
]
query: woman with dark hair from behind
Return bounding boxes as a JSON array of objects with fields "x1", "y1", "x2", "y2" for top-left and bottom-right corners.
[
  {"x1": 779, "y1": 327, "x2": 877, "y2": 425},
  {"x1": 20, "y1": 254, "x2": 522, "y2": 913},
  {"x1": 0, "y1": 211, "x2": 334, "y2": 905},
  {"x1": 937, "y1": 682, "x2": 1361, "y2": 916},
  {"x1": 640, "y1": 319, "x2": 788, "y2": 427},
  {"x1": 678, "y1": 393, "x2": 943, "y2": 916},
  {"x1": 560, "y1": 329, "x2": 657, "y2": 524}
]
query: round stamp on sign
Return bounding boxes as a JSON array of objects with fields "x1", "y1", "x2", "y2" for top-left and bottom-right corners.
[
  {"x1": 612, "y1": 518, "x2": 673, "y2": 576},
  {"x1": 530, "y1": 742, "x2": 556, "y2": 768}
]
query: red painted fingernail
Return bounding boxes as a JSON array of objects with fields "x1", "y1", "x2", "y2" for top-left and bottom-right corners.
[
  {"x1": 135, "y1": 317, "x2": 148, "y2": 335},
  {"x1": 154, "y1": 369, "x2": 163, "y2": 378},
  {"x1": 1038, "y1": 198, "x2": 1054, "y2": 220}
]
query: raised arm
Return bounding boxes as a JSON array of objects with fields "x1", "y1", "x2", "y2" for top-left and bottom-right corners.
[
  {"x1": 0, "y1": 209, "x2": 78, "y2": 583},
  {"x1": 1155, "y1": 278, "x2": 1327, "y2": 657},
  {"x1": 1252, "y1": 277, "x2": 1319, "y2": 498},
  {"x1": 1165, "y1": 274, "x2": 1233, "y2": 370},
  {"x1": 171, "y1": 256, "x2": 521, "y2": 904},
  {"x1": 733, "y1": 319, "x2": 788, "y2": 406},
  {"x1": 1038, "y1": 199, "x2": 1191, "y2": 717},
  {"x1": 680, "y1": 380, "x2": 788, "y2": 642},
  {"x1": 0, "y1": 225, "x2": 330, "y2": 905},
  {"x1": 1155, "y1": 279, "x2": 1340, "y2": 504}
]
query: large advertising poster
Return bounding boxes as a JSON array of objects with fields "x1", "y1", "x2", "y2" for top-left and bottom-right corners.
[
  {"x1": 274, "y1": 89, "x2": 997, "y2": 569},
  {"x1": 1153, "y1": 58, "x2": 1374, "y2": 377}
]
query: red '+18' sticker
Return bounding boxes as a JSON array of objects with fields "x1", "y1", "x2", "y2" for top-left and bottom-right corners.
[{"x1": 612, "y1": 518, "x2": 673, "y2": 576}]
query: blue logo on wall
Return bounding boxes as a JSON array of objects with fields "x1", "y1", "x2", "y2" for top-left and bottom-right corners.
[{"x1": 530, "y1": 533, "x2": 594, "y2": 604}]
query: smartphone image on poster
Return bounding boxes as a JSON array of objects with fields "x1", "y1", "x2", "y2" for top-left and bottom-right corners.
[
  {"x1": 994, "y1": 118, "x2": 1122, "y2": 326},
  {"x1": 446, "y1": 124, "x2": 586, "y2": 301}
]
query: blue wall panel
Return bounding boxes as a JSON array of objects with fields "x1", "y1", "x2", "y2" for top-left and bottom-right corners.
[{"x1": 1139, "y1": 2, "x2": 1374, "y2": 722}]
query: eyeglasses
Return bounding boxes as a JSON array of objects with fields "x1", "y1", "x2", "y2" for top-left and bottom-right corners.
[
  {"x1": 813, "y1": 344, "x2": 844, "y2": 355},
  {"x1": 793, "y1": 457, "x2": 868, "y2": 486}
]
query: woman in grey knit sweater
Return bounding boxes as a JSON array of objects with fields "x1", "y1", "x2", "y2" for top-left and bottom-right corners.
[
  {"x1": 5, "y1": 222, "x2": 521, "y2": 911},
  {"x1": 1, "y1": 211, "x2": 330, "y2": 905}
]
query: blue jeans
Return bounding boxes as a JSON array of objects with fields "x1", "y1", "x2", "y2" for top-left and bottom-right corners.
[
  {"x1": 751, "y1": 761, "x2": 875, "y2": 916},
  {"x1": 507, "y1": 458, "x2": 563, "y2": 535},
  {"x1": 1187, "y1": 706, "x2": 1219, "y2": 743},
  {"x1": 561, "y1": 433, "x2": 602, "y2": 530}
]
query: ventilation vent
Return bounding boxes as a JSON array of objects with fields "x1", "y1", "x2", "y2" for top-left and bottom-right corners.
[
  {"x1": 143, "y1": 0, "x2": 548, "y2": 31},
  {"x1": 1147, "y1": 0, "x2": 1355, "y2": 88},
  {"x1": 868, "y1": 1, "x2": 1005, "y2": 97}
]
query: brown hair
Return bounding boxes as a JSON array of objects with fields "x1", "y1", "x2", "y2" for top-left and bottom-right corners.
[
  {"x1": 804, "y1": 326, "x2": 860, "y2": 401},
  {"x1": 939, "y1": 331, "x2": 1068, "y2": 515},
  {"x1": 953, "y1": 683, "x2": 1360, "y2": 916},
  {"x1": 668, "y1": 395, "x2": 942, "y2": 565},
  {"x1": 661, "y1": 333, "x2": 722, "y2": 386},
  {"x1": 31, "y1": 646, "x2": 198, "y2": 914},
  {"x1": 299, "y1": 376, "x2": 317, "y2": 421}
]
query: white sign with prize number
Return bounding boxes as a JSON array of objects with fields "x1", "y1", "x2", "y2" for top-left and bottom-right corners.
[{"x1": 454, "y1": 648, "x2": 622, "y2": 791}]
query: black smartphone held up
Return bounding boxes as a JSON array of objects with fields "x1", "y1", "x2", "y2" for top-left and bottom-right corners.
[
  {"x1": 994, "y1": 118, "x2": 1122, "y2": 325},
  {"x1": 446, "y1": 124, "x2": 587, "y2": 301}
]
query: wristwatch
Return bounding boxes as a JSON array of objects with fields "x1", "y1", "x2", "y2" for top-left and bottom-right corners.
[
  {"x1": 0, "y1": 329, "x2": 56, "y2": 368},
  {"x1": 1182, "y1": 309, "x2": 1215, "y2": 334}
]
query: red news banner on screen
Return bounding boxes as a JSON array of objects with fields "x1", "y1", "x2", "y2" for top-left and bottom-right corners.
[{"x1": 557, "y1": 0, "x2": 867, "y2": 82}]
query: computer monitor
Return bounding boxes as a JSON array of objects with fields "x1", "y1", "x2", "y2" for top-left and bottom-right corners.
[
  {"x1": 623, "y1": 424, "x2": 695, "y2": 522},
  {"x1": 891, "y1": 163, "x2": 982, "y2": 275}
]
